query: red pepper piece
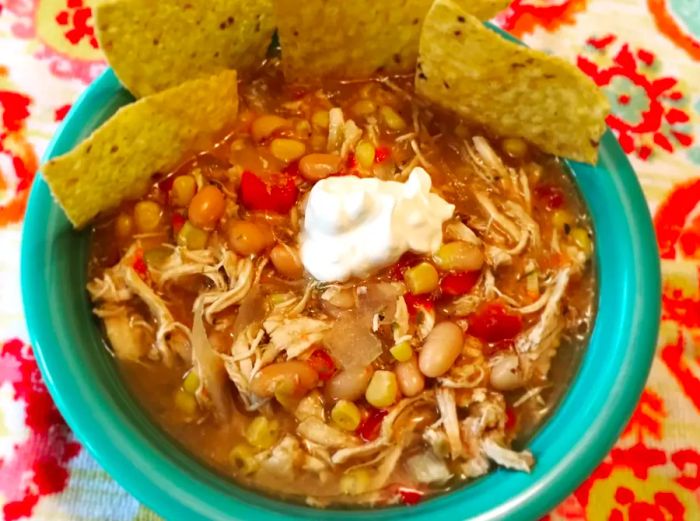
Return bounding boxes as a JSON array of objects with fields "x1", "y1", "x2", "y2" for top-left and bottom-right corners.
[
  {"x1": 132, "y1": 248, "x2": 148, "y2": 279},
  {"x1": 505, "y1": 404, "x2": 517, "y2": 431},
  {"x1": 388, "y1": 252, "x2": 421, "y2": 280},
  {"x1": 269, "y1": 175, "x2": 299, "y2": 213},
  {"x1": 346, "y1": 152, "x2": 358, "y2": 169},
  {"x1": 306, "y1": 348, "x2": 337, "y2": 381},
  {"x1": 468, "y1": 302, "x2": 523, "y2": 343},
  {"x1": 403, "y1": 293, "x2": 434, "y2": 317},
  {"x1": 171, "y1": 213, "x2": 186, "y2": 234},
  {"x1": 534, "y1": 185, "x2": 565, "y2": 210},
  {"x1": 157, "y1": 175, "x2": 175, "y2": 194},
  {"x1": 282, "y1": 160, "x2": 300, "y2": 178},
  {"x1": 440, "y1": 271, "x2": 480, "y2": 296},
  {"x1": 398, "y1": 487, "x2": 424, "y2": 506},
  {"x1": 374, "y1": 145, "x2": 391, "y2": 163},
  {"x1": 239, "y1": 171, "x2": 299, "y2": 214},
  {"x1": 356, "y1": 408, "x2": 388, "y2": 442}
]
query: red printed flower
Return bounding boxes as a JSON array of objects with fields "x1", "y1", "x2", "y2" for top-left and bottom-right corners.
[
  {"x1": 577, "y1": 35, "x2": 693, "y2": 161},
  {"x1": 495, "y1": 0, "x2": 588, "y2": 38},
  {"x1": 55, "y1": 0, "x2": 98, "y2": 49},
  {"x1": 0, "y1": 88, "x2": 38, "y2": 226},
  {"x1": 0, "y1": 339, "x2": 81, "y2": 521},
  {"x1": 610, "y1": 487, "x2": 685, "y2": 521}
]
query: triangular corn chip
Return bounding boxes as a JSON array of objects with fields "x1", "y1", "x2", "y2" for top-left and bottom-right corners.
[
  {"x1": 416, "y1": 0, "x2": 609, "y2": 163},
  {"x1": 273, "y1": 0, "x2": 511, "y2": 82},
  {"x1": 42, "y1": 70, "x2": 238, "y2": 228},
  {"x1": 96, "y1": 0, "x2": 274, "y2": 97}
]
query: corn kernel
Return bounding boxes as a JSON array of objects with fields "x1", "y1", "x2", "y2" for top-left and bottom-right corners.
[
  {"x1": 331, "y1": 400, "x2": 361, "y2": 431},
  {"x1": 133, "y1": 201, "x2": 162, "y2": 233},
  {"x1": 571, "y1": 227, "x2": 593, "y2": 256},
  {"x1": 177, "y1": 220, "x2": 209, "y2": 250},
  {"x1": 379, "y1": 105, "x2": 407, "y2": 131},
  {"x1": 171, "y1": 175, "x2": 196, "y2": 207},
  {"x1": 340, "y1": 469, "x2": 371, "y2": 495},
  {"x1": 115, "y1": 213, "x2": 133, "y2": 239},
  {"x1": 552, "y1": 210, "x2": 575, "y2": 234},
  {"x1": 182, "y1": 369, "x2": 200, "y2": 394},
  {"x1": 404, "y1": 262, "x2": 439, "y2": 295},
  {"x1": 311, "y1": 110, "x2": 329, "y2": 129},
  {"x1": 365, "y1": 370, "x2": 398, "y2": 408},
  {"x1": 229, "y1": 443, "x2": 260, "y2": 475},
  {"x1": 295, "y1": 119, "x2": 312, "y2": 138},
  {"x1": 433, "y1": 241, "x2": 484, "y2": 272},
  {"x1": 351, "y1": 99, "x2": 377, "y2": 117},
  {"x1": 251, "y1": 114, "x2": 290, "y2": 142},
  {"x1": 310, "y1": 133, "x2": 327, "y2": 152},
  {"x1": 245, "y1": 416, "x2": 280, "y2": 449},
  {"x1": 389, "y1": 341, "x2": 413, "y2": 362},
  {"x1": 353, "y1": 141, "x2": 375, "y2": 169},
  {"x1": 270, "y1": 138, "x2": 306, "y2": 163},
  {"x1": 502, "y1": 137, "x2": 528, "y2": 159},
  {"x1": 144, "y1": 246, "x2": 170, "y2": 268},
  {"x1": 174, "y1": 389, "x2": 197, "y2": 415},
  {"x1": 274, "y1": 379, "x2": 299, "y2": 410},
  {"x1": 269, "y1": 293, "x2": 292, "y2": 306}
]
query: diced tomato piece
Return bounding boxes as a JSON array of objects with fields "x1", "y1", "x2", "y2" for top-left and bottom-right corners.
[
  {"x1": 403, "y1": 293, "x2": 434, "y2": 316},
  {"x1": 534, "y1": 185, "x2": 565, "y2": 210},
  {"x1": 468, "y1": 302, "x2": 523, "y2": 343},
  {"x1": 306, "y1": 348, "x2": 337, "y2": 381},
  {"x1": 132, "y1": 249, "x2": 148, "y2": 279},
  {"x1": 440, "y1": 271, "x2": 480, "y2": 296},
  {"x1": 282, "y1": 160, "x2": 301, "y2": 178},
  {"x1": 239, "y1": 170, "x2": 299, "y2": 214},
  {"x1": 389, "y1": 252, "x2": 421, "y2": 280},
  {"x1": 374, "y1": 145, "x2": 391, "y2": 163},
  {"x1": 398, "y1": 487, "x2": 424, "y2": 505},
  {"x1": 269, "y1": 175, "x2": 299, "y2": 213},
  {"x1": 346, "y1": 152, "x2": 358, "y2": 169},
  {"x1": 356, "y1": 408, "x2": 388, "y2": 442},
  {"x1": 505, "y1": 404, "x2": 517, "y2": 431},
  {"x1": 157, "y1": 175, "x2": 175, "y2": 194},
  {"x1": 171, "y1": 213, "x2": 186, "y2": 233}
]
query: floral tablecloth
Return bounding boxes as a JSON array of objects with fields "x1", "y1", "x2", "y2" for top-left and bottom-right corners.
[{"x1": 1, "y1": 1, "x2": 699, "y2": 520}]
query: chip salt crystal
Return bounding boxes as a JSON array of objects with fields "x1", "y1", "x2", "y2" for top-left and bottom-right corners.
[{"x1": 301, "y1": 167, "x2": 455, "y2": 282}]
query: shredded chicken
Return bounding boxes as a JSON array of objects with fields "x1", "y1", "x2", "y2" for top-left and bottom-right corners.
[
  {"x1": 196, "y1": 255, "x2": 258, "y2": 323},
  {"x1": 297, "y1": 417, "x2": 359, "y2": 449},
  {"x1": 436, "y1": 388, "x2": 463, "y2": 459},
  {"x1": 516, "y1": 269, "x2": 570, "y2": 354},
  {"x1": 445, "y1": 221, "x2": 482, "y2": 245},
  {"x1": 263, "y1": 316, "x2": 330, "y2": 361},
  {"x1": 101, "y1": 308, "x2": 153, "y2": 360},
  {"x1": 475, "y1": 192, "x2": 521, "y2": 245},
  {"x1": 482, "y1": 438, "x2": 533, "y2": 472},
  {"x1": 124, "y1": 267, "x2": 190, "y2": 364},
  {"x1": 191, "y1": 300, "x2": 231, "y2": 422},
  {"x1": 332, "y1": 394, "x2": 434, "y2": 464}
]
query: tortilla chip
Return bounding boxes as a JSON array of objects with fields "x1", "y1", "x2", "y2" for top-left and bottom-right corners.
[
  {"x1": 96, "y1": 0, "x2": 274, "y2": 97},
  {"x1": 42, "y1": 70, "x2": 238, "y2": 229},
  {"x1": 415, "y1": 0, "x2": 609, "y2": 164},
  {"x1": 273, "y1": 0, "x2": 510, "y2": 82}
]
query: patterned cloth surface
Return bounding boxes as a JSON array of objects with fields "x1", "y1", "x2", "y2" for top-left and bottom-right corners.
[{"x1": 1, "y1": 0, "x2": 699, "y2": 520}]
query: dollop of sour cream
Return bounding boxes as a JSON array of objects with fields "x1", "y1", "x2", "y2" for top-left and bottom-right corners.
[{"x1": 301, "y1": 167, "x2": 455, "y2": 282}]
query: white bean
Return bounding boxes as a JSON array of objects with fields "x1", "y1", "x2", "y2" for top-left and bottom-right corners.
[
  {"x1": 326, "y1": 366, "x2": 373, "y2": 401},
  {"x1": 395, "y1": 356, "x2": 425, "y2": 397},
  {"x1": 489, "y1": 354, "x2": 525, "y2": 391},
  {"x1": 418, "y1": 321, "x2": 463, "y2": 378}
]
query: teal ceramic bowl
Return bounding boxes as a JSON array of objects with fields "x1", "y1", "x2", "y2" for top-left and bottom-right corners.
[{"x1": 22, "y1": 63, "x2": 660, "y2": 519}]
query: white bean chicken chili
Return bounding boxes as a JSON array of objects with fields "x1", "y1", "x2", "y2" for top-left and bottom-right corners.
[{"x1": 88, "y1": 58, "x2": 595, "y2": 507}]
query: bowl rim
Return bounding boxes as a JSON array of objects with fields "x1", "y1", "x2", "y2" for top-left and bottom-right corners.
[{"x1": 21, "y1": 56, "x2": 660, "y2": 521}]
